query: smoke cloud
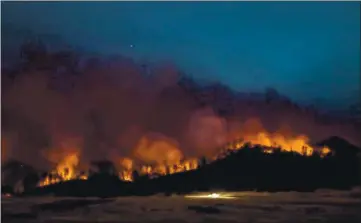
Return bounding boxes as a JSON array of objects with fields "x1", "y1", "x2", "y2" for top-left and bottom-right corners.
[{"x1": 2, "y1": 48, "x2": 360, "y2": 170}]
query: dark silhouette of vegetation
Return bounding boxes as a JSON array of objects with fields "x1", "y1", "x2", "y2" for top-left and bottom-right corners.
[
  {"x1": 317, "y1": 136, "x2": 360, "y2": 158},
  {"x1": 90, "y1": 160, "x2": 117, "y2": 176},
  {"x1": 132, "y1": 170, "x2": 140, "y2": 181},
  {"x1": 1, "y1": 185, "x2": 14, "y2": 195},
  {"x1": 1, "y1": 160, "x2": 39, "y2": 194},
  {"x1": 199, "y1": 156, "x2": 208, "y2": 167},
  {"x1": 22, "y1": 172, "x2": 40, "y2": 192},
  {"x1": 7, "y1": 136, "x2": 358, "y2": 198}
]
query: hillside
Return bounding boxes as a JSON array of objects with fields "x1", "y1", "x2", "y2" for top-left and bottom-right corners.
[
  {"x1": 16, "y1": 142, "x2": 360, "y2": 198},
  {"x1": 316, "y1": 136, "x2": 360, "y2": 156}
]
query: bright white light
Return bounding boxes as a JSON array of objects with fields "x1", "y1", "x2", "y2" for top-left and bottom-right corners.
[
  {"x1": 184, "y1": 192, "x2": 235, "y2": 199},
  {"x1": 208, "y1": 193, "x2": 220, "y2": 198}
]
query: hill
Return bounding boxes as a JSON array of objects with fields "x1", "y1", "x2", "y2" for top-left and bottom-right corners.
[
  {"x1": 316, "y1": 136, "x2": 360, "y2": 157},
  {"x1": 18, "y1": 142, "x2": 360, "y2": 198}
]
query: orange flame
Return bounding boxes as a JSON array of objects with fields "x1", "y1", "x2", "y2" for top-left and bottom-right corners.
[
  {"x1": 38, "y1": 139, "x2": 87, "y2": 187},
  {"x1": 38, "y1": 152, "x2": 87, "y2": 187},
  {"x1": 223, "y1": 131, "x2": 331, "y2": 158},
  {"x1": 119, "y1": 157, "x2": 133, "y2": 182},
  {"x1": 38, "y1": 128, "x2": 331, "y2": 186}
]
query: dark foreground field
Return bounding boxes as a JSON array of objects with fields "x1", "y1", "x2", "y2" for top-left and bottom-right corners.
[{"x1": 2, "y1": 189, "x2": 361, "y2": 223}]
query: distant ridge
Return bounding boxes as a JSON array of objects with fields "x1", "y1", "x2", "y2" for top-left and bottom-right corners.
[{"x1": 316, "y1": 136, "x2": 360, "y2": 156}]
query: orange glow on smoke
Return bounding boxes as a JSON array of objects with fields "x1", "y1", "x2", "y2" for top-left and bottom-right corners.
[
  {"x1": 38, "y1": 140, "x2": 88, "y2": 187},
  {"x1": 227, "y1": 132, "x2": 331, "y2": 157},
  {"x1": 38, "y1": 152, "x2": 88, "y2": 187},
  {"x1": 119, "y1": 157, "x2": 133, "y2": 182},
  {"x1": 38, "y1": 123, "x2": 331, "y2": 186}
]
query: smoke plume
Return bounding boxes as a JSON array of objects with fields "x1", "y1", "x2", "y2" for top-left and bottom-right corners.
[{"x1": 1, "y1": 47, "x2": 360, "y2": 170}]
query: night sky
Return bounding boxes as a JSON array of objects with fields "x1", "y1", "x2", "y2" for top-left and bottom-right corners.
[{"x1": 2, "y1": 1, "x2": 360, "y2": 109}]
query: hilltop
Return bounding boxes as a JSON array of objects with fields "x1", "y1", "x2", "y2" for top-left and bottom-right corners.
[{"x1": 2, "y1": 139, "x2": 357, "y2": 198}]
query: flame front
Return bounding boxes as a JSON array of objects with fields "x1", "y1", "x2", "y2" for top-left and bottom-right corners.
[
  {"x1": 138, "y1": 158, "x2": 199, "y2": 178},
  {"x1": 119, "y1": 157, "x2": 133, "y2": 182},
  {"x1": 223, "y1": 131, "x2": 331, "y2": 158},
  {"x1": 38, "y1": 130, "x2": 331, "y2": 186},
  {"x1": 38, "y1": 153, "x2": 87, "y2": 187}
]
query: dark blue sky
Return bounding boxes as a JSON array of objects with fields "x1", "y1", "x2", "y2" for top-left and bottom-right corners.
[{"x1": 2, "y1": 2, "x2": 360, "y2": 109}]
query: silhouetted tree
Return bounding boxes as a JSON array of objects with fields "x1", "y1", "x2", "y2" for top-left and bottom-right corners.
[
  {"x1": 273, "y1": 147, "x2": 282, "y2": 155},
  {"x1": 23, "y1": 172, "x2": 40, "y2": 192},
  {"x1": 132, "y1": 170, "x2": 140, "y2": 181},
  {"x1": 199, "y1": 156, "x2": 207, "y2": 167},
  {"x1": 90, "y1": 160, "x2": 117, "y2": 176},
  {"x1": 40, "y1": 172, "x2": 48, "y2": 179}
]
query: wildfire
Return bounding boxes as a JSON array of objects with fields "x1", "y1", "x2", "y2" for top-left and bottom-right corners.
[
  {"x1": 222, "y1": 132, "x2": 331, "y2": 158},
  {"x1": 138, "y1": 158, "x2": 199, "y2": 178},
  {"x1": 38, "y1": 153, "x2": 87, "y2": 187},
  {"x1": 119, "y1": 157, "x2": 133, "y2": 182},
  {"x1": 38, "y1": 131, "x2": 331, "y2": 187}
]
